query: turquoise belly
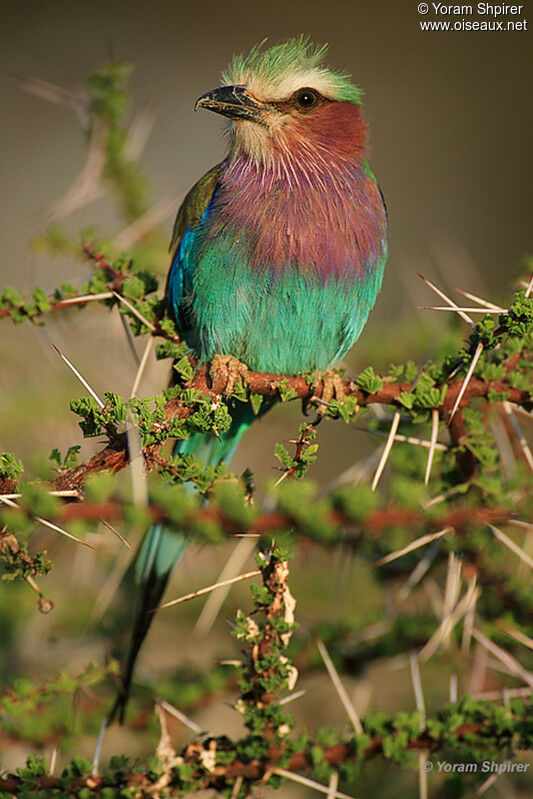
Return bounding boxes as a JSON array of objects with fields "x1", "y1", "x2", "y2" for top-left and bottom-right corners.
[{"x1": 185, "y1": 236, "x2": 385, "y2": 374}]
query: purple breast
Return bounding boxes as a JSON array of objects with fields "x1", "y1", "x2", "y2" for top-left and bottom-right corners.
[{"x1": 210, "y1": 154, "x2": 387, "y2": 282}]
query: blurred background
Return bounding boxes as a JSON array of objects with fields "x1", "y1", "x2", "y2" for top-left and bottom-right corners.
[{"x1": 0, "y1": 1, "x2": 531, "y2": 796}]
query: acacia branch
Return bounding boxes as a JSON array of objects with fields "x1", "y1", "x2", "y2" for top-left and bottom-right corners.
[
  {"x1": 51, "y1": 362, "x2": 530, "y2": 492},
  {"x1": 0, "y1": 712, "x2": 526, "y2": 796}
]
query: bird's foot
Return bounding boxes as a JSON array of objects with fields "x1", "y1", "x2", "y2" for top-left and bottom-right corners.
[
  {"x1": 210, "y1": 354, "x2": 250, "y2": 395},
  {"x1": 312, "y1": 369, "x2": 346, "y2": 415}
]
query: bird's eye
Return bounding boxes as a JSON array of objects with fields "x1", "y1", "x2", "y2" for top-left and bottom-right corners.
[{"x1": 294, "y1": 88, "x2": 319, "y2": 109}]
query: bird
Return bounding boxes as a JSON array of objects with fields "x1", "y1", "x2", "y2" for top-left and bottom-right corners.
[{"x1": 110, "y1": 36, "x2": 388, "y2": 721}]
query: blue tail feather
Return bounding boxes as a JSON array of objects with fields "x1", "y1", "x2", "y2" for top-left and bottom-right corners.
[{"x1": 109, "y1": 403, "x2": 257, "y2": 722}]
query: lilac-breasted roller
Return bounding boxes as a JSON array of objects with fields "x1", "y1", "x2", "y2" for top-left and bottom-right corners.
[{"x1": 111, "y1": 36, "x2": 388, "y2": 720}]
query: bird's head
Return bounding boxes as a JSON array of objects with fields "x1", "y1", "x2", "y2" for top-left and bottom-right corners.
[{"x1": 195, "y1": 37, "x2": 367, "y2": 169}]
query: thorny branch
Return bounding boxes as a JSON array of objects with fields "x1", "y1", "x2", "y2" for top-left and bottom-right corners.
[{"x1": 49, "y1": 366, "x2": 529, "y2": 492}]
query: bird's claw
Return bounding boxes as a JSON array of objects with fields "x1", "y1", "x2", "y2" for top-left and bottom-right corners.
[
  {"x1": 312, "y1": 370, "x2": 346, "y2": 415},
  {"x1": 210, "y1": 354, "x2": 250, "y2": 395}
]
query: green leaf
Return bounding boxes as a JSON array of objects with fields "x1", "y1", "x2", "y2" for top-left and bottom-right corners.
[{"x1": 356, "y1": 366, "x2": 383, "y2": 394}]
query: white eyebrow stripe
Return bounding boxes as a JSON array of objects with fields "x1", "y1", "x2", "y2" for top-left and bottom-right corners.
[{"x1": 245, "y1": 69, "x2": 339, "y2": 102}]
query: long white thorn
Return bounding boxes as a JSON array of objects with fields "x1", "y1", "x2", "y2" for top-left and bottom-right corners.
[
  {"x1": 272, "y1": 767, "x2": 358, "y2": 799},
  {"x1": 461, "y1": 576, "x2": 478, "y2": 653},
  {"x1": 130, "y1": 335, "x2": 154, "y2": 398},
  {"x1": 421, "y1": 578, "x2": 478, "y2": 661},
  {"x1": 424, "y1": 409, "x2": 440, "y2": 486},
  {"x1": 371, "y1": 411, "x2": 400, "y2": 491},
  {"x1": 99, "y1": 518, "x2": 131, "y2": 549},
  {"x1": 157, "y1": 699, "x2": 203, "y2": 735},
  {"x1": 230, "y1": 776, "x2": 243, "y2": 799},
  {"x1": 418, "y1": 306, "x2": 504, "y2": 314},
  {"x1": 488, "y1": 524, "x2": 533, "y2": 569},
  {"x1": 502, "y1": 624, "x2": 533, "y2": 651},
  {"x1": 0, "y1": 495, "x2": 93, "y2": 548},
  {"x1": 57, "y1": 291, "x2": 114, "y2": 307},
  {"x1": 417, "y1": 274, "x2": 474, "y2": 326},
  {"x1": 278, "y1": 688, "x2": 308, "y2": 706},
  {"x1": 409, "y1": 653, "x2": 426, "y2": 725},
  {"x1": 503, "y1": 401, "x2": 533, "y2": 472},
  {"x1": 410, "y1": 653, "x2": 430, "y2": 799},
  {"x1": 92, "y1": 718, "x2": 108, "y2": 775},
  {"x1": 449, "y1": 673, "x2": 458, "y2": 703},
  {"x1": 52, "y1": 344, "x2": 104, "y2": 408},
  {"x1": 524, "y1": 273, "x2": 533, "y2": 298},
  {"x1": 473, "y1": 774, "x2": 500, "y2": 798},
  {"x1": 126, "y1": 421, "x2": 147, "y2": 509},
  {"x1": 328, "y1": 772, "x2": 339, "y2": 799},
  {"x1": 154, "y1": 569, "x2": 262, "y2": 611},
  {"x1": 471, "y1": 628, "x2": 533, "y2": 687},
  {"x1": 418, "y1": 753, "x2": 428, "y2": 799},
  {"x1": 423, "y1": 484, "x2": 465, "y2": 509},
  {"x1": 316, "y1": 637, "x2": 363, "y2": 734},
  {"x1": 396, "y1": 540, "x2": 442, "y2": 602},
  {"x1": 443, "y1": 552, "x2": 462, "y2": 623},
  {"x1": 367, "y1": 430, "x2": 448, "y2": 451},
  {"x1": 454, "y1": 287, "x2": 503, "y2": 311},
  {"x1": 1, "y1": 490, "x2": 80, "y2": 500},
  {"x1": 48, "y1": 744, "x2": 58, "y2": 776},
  {"x1": 118, "y1": 312, "x2": 141, "y2": 366},
  {"x1": 194, "y1": 537, "x2": 257, "y2": 636},
  {"x1": 375, "y1": 528, "x2": 451, "y2": 568},
  {"x1": 112, "y1": 291, "x2": 156, "y2": 333},
  {"x1": 473, "y1": 686, "x2": 532, "y2": 701},
  {"x1": 449, "y1": 341, "x2": 483, "y2": 422}
]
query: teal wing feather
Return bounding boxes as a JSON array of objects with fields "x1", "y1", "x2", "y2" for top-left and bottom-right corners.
[{"x1": 166, "y1": 162, "x2": 222, "y2": 341}]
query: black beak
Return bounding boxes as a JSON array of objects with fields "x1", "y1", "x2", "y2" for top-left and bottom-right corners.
[{"x1": 195, "y1": 85, "x2": 262, "y2": 122}]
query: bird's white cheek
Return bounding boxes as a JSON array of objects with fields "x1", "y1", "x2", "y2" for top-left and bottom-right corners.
[{"x1": 233, "y1": 122, "x2": 274, "y2": 164}]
